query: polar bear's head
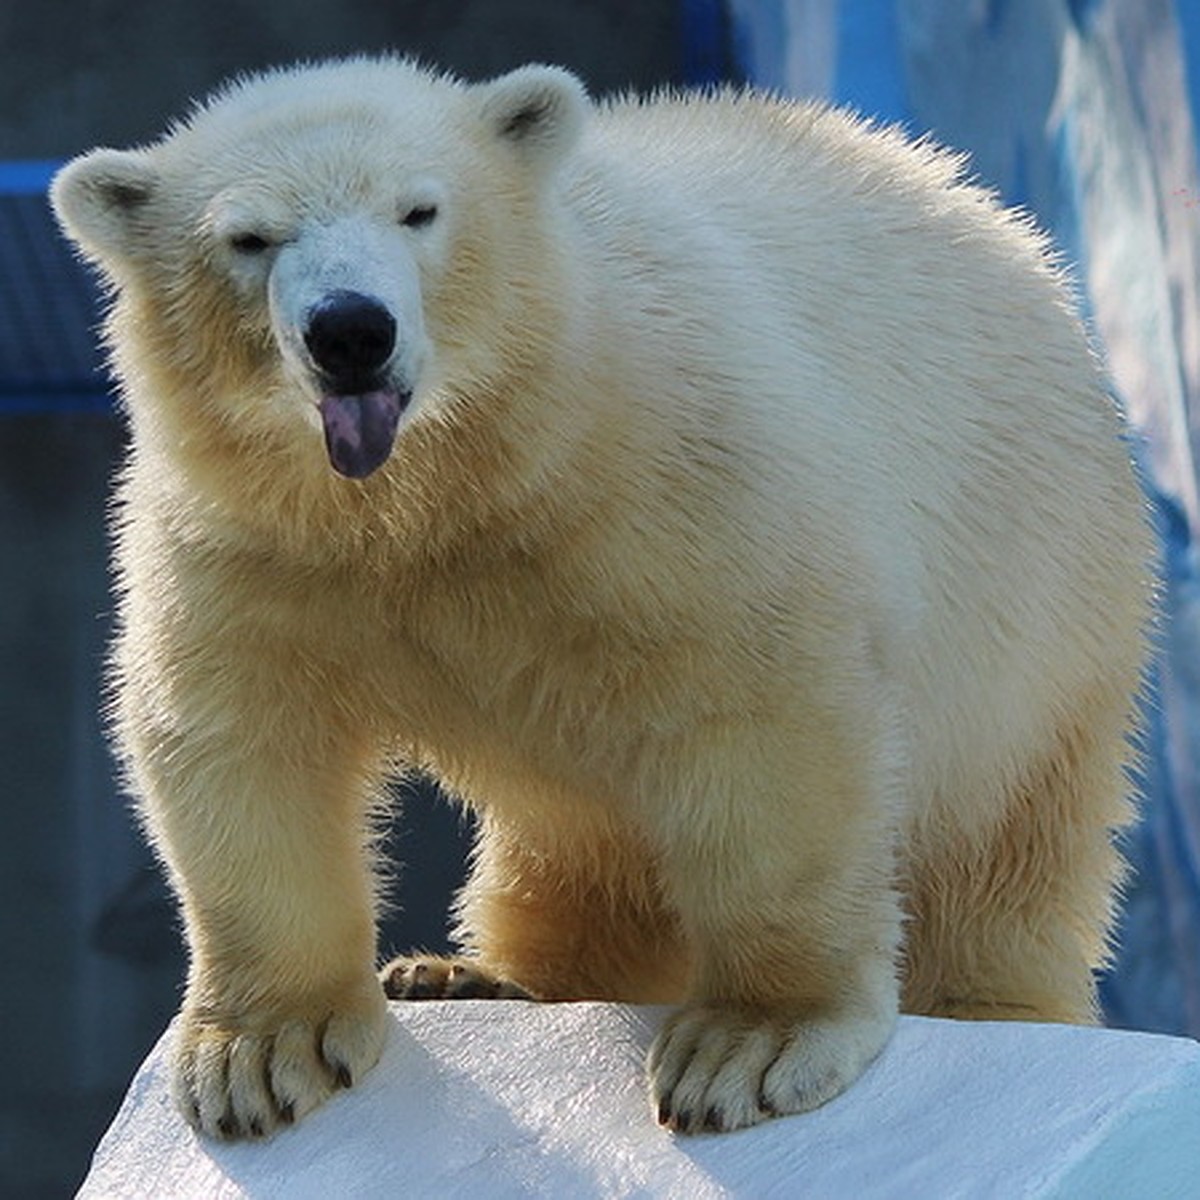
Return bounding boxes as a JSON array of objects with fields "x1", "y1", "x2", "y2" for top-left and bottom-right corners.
[{"x1": 52, "y1": 59, "x2": 587, "y2": 480}]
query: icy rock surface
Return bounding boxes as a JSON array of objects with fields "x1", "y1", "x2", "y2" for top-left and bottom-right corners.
[{"x1": 80, "y1": 1003, "x2": 1200, "y2": 1199}]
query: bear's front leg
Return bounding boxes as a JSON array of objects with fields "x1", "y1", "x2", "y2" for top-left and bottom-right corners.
[
  {"x1": 645, "y1": 713, "x2": 905, "y2": 1134},
  {"x1": 118, "y1": 621, "x2": 389, "y2": 1140}
]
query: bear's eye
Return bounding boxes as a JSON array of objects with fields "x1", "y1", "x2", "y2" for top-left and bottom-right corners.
[
  {"x1": 229, "y1": 232, "x2": 272, "y2": 255},
  {"x1": 401, "y1": 204, "x2": 438, "y2": 230}
]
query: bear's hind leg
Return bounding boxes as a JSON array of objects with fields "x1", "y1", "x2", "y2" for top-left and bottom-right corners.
[
  {"x1": 903, "y1": 712, "x2": 1135, "y2": 1025},
  {"x1": 380, "y1": 954, "x2": 532, "y2": 999},
  {"x1": 382, "y1": 809, "x2": 689, "y2": 1005}
]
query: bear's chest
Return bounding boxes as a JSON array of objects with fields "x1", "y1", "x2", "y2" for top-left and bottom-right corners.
[{"x1": 377, "y1": 547, "x2": 733, "y2": 776}]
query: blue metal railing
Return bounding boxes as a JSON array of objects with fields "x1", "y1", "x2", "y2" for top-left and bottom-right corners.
[
  {"x1": 0, "y1": 159, "x2": 111, "y2": 414},
  {"x1": 0, "y1": 159, "x2": 60, "y2": 194}
]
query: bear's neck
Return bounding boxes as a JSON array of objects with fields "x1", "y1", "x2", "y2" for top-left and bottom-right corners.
[{"x1": 123, "y1": 357, "x2": 600, "y2": 578}]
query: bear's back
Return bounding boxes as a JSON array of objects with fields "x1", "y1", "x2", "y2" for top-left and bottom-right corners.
[{"x1": 558, "y1": 87, "x2": 1148, "y2": 818}]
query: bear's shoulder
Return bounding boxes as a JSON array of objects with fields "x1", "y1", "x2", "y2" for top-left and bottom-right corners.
[{"x1": 579, "y1": 86, "x2": 965, "y2": 207}]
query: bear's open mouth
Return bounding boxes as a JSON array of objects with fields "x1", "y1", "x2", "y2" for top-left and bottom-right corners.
[{"x1": 319, "y1": 389, "x2": 407, "y2": 479}]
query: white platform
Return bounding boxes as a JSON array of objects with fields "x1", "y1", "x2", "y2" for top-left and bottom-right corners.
[{"x1": 80, "y1": 1003, "x2": 1200, "y2": 1198}]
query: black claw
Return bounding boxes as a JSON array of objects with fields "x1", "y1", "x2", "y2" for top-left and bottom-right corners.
[
  {"x1": 448, "y1": 976, "x2": 498, "y2": 1000},
  {"x1": 703, "y1": 1106, "x2": 722, "y2": 1132},
  {"x1": 335, "y1": 1063, "x2": 353, "y2": 1089},
  {"x1": 675, "y1": 1108, "x2": 693, "y2": 1133},
  {"x1": 403, "y1": 964, "x2": 444, "y2": 999},
  {"x1": 248, "y1": 1117, "x2": 264, "y2": 1138},
  {"x1": 278, "y1": 1101, "x2": 295, "y2": 1126},
  {"x1": 217, "y1": 1115, "x2": 238, "y2": 1139}
]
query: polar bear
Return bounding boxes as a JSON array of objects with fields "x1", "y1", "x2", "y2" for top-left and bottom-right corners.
[{"x1": 52, "y1": 56, "x2": 1151, "y2": 1140}]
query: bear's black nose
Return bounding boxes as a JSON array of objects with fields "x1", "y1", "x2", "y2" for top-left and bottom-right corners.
[{"x1": 304, "y1": 290, "x2": 397, "y2": 382}]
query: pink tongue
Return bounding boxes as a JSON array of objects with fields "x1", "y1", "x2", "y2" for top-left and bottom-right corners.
[{"x1": 319, "y1": 390, "x2": 403, "y2": 479}]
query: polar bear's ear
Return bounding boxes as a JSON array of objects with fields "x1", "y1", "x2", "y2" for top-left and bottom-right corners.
[
  {"x1": 478, "y1": 65, "x2": 587, "y2": 170},
  {"x1": 50, "y1": 148, "x2": 159, "y2": 263}
]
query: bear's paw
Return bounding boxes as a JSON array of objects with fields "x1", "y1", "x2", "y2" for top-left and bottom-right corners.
[
  {"x1": 648, "y1": 1004, "x2": 893, "y2": 1134},
  {"x1": 379, "y1": 954, "x2": 533, "y2": 1000},
  {"x1": 172, "y1": 979, "x2": 388, "y2": 1140}
]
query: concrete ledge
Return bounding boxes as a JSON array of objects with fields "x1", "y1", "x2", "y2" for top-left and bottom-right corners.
[{"x1": 81, "y1": 1003, "x2": 1200, "y2": 1198}]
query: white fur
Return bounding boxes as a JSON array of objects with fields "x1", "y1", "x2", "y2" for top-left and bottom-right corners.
[
  {"x1": 51, "y1": 57, "x2": 1152, "y2": 1140},
  {"x1": 264, "y1": 214, "x2": 432, "y2": 411}
]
